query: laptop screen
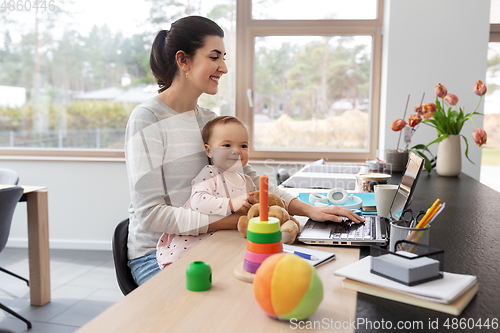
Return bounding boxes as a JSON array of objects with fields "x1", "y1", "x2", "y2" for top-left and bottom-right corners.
[{"x1": 388, "y1": 151, "x2": 424, "y2": 219}]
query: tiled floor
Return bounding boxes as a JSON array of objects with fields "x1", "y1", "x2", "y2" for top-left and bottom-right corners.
[{"x1": 0, "y1": 248, "x2": 123, "y2": 332}]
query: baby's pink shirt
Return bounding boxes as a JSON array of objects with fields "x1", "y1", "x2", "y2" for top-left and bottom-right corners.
[{"x1": 156, "y1": 165, "x2": 255, "y2": 269}]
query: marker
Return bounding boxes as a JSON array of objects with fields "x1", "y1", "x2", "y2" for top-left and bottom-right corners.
[{"x1": 284, "y1": 250, "x2": 319, "y2": 261}]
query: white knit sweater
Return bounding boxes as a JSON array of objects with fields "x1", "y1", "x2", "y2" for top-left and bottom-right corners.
[{"x1": 124, "y1": 97, "x2": 295, "y2": 259}]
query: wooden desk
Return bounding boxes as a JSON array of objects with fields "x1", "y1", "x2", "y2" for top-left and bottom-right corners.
[
  {"x1": 0, "y1": 184, "x2": 51, "y2": 306},
  {"x1": 78, "y1": 231, "x2": 360, "y2": 333},
  {"x1": 355, "y1": 171, "x2": 500, "y2": 331},
  {"x1": 80, "y1": 171, "x2": 500, "y2": 332}
]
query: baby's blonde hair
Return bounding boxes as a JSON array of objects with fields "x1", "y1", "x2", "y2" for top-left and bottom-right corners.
[{"x1": 202, "y1": 116, "x2": 247, "y2": 144}]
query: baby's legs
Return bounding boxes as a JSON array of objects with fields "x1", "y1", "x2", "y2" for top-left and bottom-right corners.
[{"x1": 156, "y1": 232, "x2": 215, "y2": 269}]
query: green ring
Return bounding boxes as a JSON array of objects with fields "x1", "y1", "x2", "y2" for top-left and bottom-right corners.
[
  {"x1": 248, "y1": 217, "x2": 281, "y2": 234},
  {"x1": 247, "y1": 230, "x2": 282, "y2": 244}
]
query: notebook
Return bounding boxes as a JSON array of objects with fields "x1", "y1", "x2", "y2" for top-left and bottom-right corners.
[
  {"x1": 298, "y1": 151, "x2": 424, "y2": 247},
  {"x1": 334, "y1": 256, "x2": 478, "y2": 315},
  {"x1": 283, "y1": 244, "x2": 336, "y2": 267}
]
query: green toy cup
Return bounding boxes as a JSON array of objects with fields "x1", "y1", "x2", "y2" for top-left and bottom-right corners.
[{"x1": 186, "y1": 261, "x2": 212, "y2": 292}]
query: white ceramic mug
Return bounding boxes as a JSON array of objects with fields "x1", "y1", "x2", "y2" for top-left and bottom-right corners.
[{"x1": 374, "y1": 184, "x2": 404, "y2": 218}]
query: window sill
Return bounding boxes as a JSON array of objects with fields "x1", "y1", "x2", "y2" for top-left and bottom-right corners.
[{"x1": 0, "y1": 148, "x2": 125, "y2": 162}]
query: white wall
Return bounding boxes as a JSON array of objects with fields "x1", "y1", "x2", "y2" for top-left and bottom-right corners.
[
  {"x1": 3, "y1": 159, "x2": 131, "y2": 250},
  {"x1": 2, "y1": 0, "x2": 492, "y2": 250},
  {"x1": 379, "y1": 0, "x2": 491, "y2": 179},
  {"x1": 2, "y1": 159, "x2": 280, "y2": 250}
]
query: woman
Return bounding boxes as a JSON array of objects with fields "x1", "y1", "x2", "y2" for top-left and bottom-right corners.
[{"x1": 125, "y1": 16, "x2": 363, "y2": 285}]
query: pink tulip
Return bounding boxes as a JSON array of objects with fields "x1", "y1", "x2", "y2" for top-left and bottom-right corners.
[
  {"x1": 445, "y1": 94, "x2": 458, "y2": 106},
  {"x1": 435, "y1": 83, "x2": 448, "y2": 98},
  {"x1": 391, "y1": 119, "x2": 406, "y2": 131},
  {"x1": 473, "y1": 80, "x2": 487, "y2": 96},
  {"x1": 472, "y1": 129, "x2": 487, "y2": 147},
  {"x1": 414, "y1": 104, "x2": 423, "y2": 116},
  {"x1": 422, "y1": 104, "x2": 436, "y2": 119},
  {"x1": 408, "y1": 114, "x2": 422, "y2": 127}
]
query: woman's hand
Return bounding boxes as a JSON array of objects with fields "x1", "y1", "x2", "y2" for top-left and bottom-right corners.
[
  {"x1": 307, "y1": 205, "x2": 365, "y2": 223},
  {"x1": 288, "y1": 198, "x2": 364, "y2": 224}
]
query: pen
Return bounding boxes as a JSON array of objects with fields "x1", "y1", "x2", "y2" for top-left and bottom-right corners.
[
  {"x1": 406, "y1": 199, "x2": 441, "y2": 241},
  {"x1": 423, "y1": 203, "x2": 446, "y2": 227},
  {"x1": 284, "y1": 250, "x2": 319, "y2": 261},
  {"x1": 415, "y1": 199, "x2": 441, "y2": 228}
]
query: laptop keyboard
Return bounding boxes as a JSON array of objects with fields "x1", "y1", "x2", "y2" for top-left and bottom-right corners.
[{"x1": 329, "y1": 216, "x2": 375, "y2": 240}]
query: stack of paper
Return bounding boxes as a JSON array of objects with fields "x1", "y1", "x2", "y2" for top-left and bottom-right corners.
[
  {"x1": 371, "y1": 253, "x2": 441, "y2": 285},
  {"x1": 335, "y1": 257, "x2": 478, "y2": 315}
]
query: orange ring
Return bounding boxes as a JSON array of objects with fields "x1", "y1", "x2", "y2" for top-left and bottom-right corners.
[{"x1": 246, "y1": 240, "x2": 282, "y2": 254}]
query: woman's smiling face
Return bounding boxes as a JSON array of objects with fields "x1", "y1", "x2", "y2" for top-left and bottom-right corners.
[
  {"x1": 205, "y1": 122, "x2": 249, "y2": 172},
  {"x1": 187, "y1": 35, "x2": 228, "y2": 95}
]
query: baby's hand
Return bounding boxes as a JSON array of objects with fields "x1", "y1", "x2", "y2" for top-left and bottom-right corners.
[{"x1": 230, "y1": 193, "x2": 252, "y2": 215}]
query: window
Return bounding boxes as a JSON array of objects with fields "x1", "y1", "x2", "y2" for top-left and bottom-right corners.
[
  {"x1": 0, "y1": 0, "x2": 236, "y2": 157},
  {"x1": 480, "y1": 0, "x2": 500, "y2": 191},
  {"x1": 1, "y1": 0, "x2": 381, "y2": 161},
  {"x1": 235, "y1": 0, "x2": 383, "y2": 162}
]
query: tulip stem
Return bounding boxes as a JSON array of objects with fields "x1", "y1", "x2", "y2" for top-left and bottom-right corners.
[
  {"x1": 397, "y1": 94, "x2": 411, "y2": 151},
  {"x1": 471, "y1": 117, "x2": 478, "y2": 130},
  {"x1": 472, "y1": 96, "x2": 482, "y2": 114}
]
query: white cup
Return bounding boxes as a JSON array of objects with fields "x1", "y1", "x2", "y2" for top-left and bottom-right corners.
[{"x1": 374, "y1": 184, "x2": 405, "y2": 218}]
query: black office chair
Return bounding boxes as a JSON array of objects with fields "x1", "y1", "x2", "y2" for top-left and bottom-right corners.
[
  {"x1": 0, "y1": 186, "x2": 32, "y2": 329},
  {"x1": 112, "y1": 218, "x2": 138, "y2": 296},
  {"x1": 0, "y1": 168, "x2": 20, "y2": 185}
]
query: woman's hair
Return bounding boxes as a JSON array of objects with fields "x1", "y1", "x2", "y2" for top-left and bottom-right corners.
[
  {"x1": 150, "y1": 16, "x2": 224, "y2": 93},
  {"x1": 202, "y1": 116, "x2": 247, "y2": 145}
]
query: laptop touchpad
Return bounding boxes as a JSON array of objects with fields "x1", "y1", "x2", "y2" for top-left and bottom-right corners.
[{"x1": 310, "y1": 222, "x2": 331, "y2": 230}]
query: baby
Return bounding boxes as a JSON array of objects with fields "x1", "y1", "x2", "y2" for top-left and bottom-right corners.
[{"x1": 156, "y1": 116, "x2": 255, "y2": 269}]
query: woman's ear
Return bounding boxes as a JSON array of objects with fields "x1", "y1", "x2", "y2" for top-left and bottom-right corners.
[
  {"x1": 204, "y1": 144, "x2": 211, "y2": 158},
  {"x1": 175, "y1": 50, "x2": 190, "y2": 73}
]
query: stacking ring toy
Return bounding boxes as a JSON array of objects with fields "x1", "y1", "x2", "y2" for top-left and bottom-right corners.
[
  {"x1": 247, "y1": 240, "x2": 283, "y2": 254},
  {"x1": 247, "y1": 230, "x2": 282, "y2": 244}
]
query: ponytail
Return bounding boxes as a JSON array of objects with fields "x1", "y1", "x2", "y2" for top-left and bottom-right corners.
[
  {"x1": 149, "y1": 16, "x2": 224, "y2": 93},
  {"x1": 150, "y1": 30, "x2": 176, "y2": 93}
]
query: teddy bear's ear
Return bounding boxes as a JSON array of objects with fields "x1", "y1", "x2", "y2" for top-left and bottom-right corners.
[
  {"x1": 247, "y1": 203, "x2": 260, "y2": 219},
  {"x1": 269, "y1": 206, "x2": 288, "y2": 223},
  {"x1": 238, "y1": 216, "x2": 249, "y2": 237},
  {"x1": 253, "y1": 191, "x2": 260, "y2": 203},
  {"x1": 268, "y1": 193, "x2": 285, "y2": 208}
]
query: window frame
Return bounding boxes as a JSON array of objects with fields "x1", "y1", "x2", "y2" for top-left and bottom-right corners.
[
  {"x1": 1, "y1": 0, "x2": 382, "y2": 161},
  {"x1": 235, "y1": 0, "x2": 384, "y2": 162},
  {"x1": 490, "y1": 24, "x2": 500, "y2": 42}
]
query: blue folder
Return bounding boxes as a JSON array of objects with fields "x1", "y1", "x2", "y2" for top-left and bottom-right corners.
[{"x1": 298, "y1": 192, "x2": 377, "y2": 214}]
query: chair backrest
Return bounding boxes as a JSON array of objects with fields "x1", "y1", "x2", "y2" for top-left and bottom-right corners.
[
  {"x1": 112, "y1": 218, "x2": 138, "y2": 295},
  {"x1": 0, "y1": 186, "x2": 24, "y2": 252},
  {"x1": 0, "y1": 168, "x2": 20, "y2": 185}
]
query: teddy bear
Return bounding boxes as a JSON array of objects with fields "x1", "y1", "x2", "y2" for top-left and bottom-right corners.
[{"x1": 237, "y1": 191, "x2": 301, "y2": 245}]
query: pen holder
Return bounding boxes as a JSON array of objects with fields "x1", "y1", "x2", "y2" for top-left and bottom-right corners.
[{"x1": 389, "y1": 220, "x2": 430, "y2": 252}]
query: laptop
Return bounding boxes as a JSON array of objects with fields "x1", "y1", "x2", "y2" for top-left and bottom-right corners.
[{"x1": 297, "y1": 151, "x2": 424, "y2": 246}]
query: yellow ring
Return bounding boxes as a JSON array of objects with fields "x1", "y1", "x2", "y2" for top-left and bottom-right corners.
[{"x1": 248, "y1": 217, "x2": 281, "y2": 234}]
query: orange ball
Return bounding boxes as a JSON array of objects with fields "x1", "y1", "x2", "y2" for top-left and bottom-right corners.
[{"x1": 253, "y1": 253, "x2": 323, "y2": 320}]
